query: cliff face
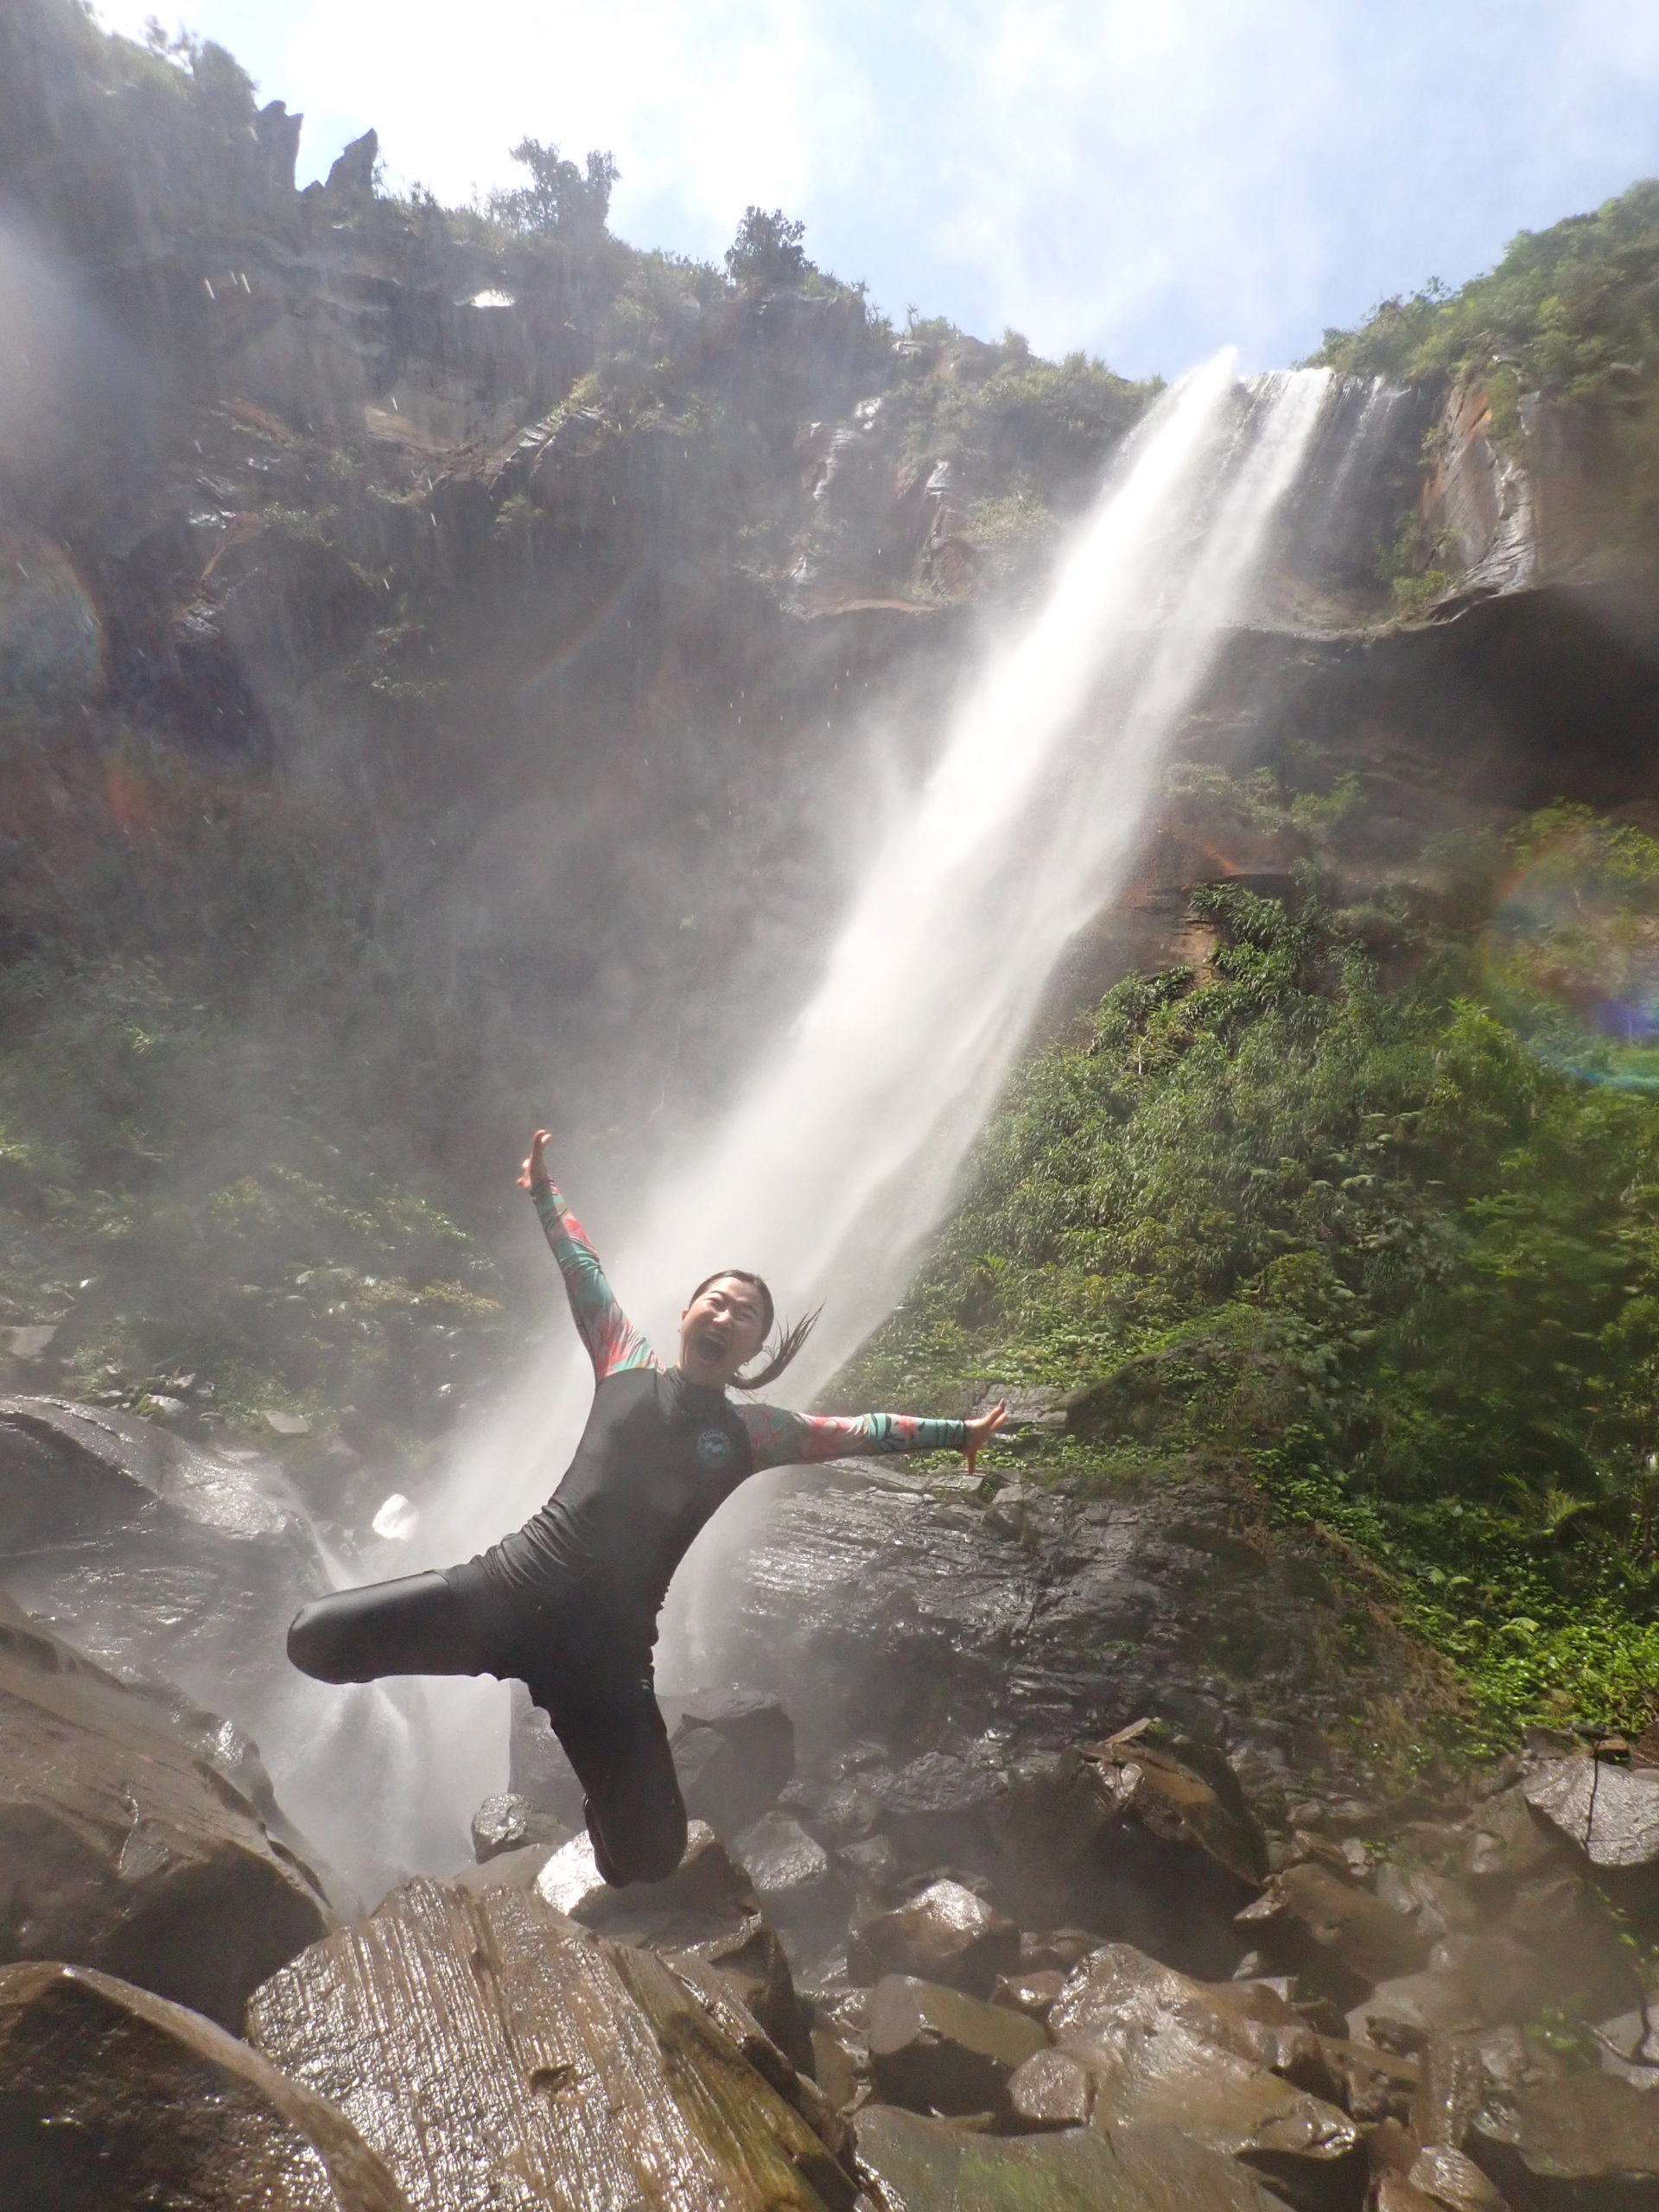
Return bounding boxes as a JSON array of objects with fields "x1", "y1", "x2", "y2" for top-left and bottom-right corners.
[{"x1": 3, "y1": 0, "x2": 1659, "y2": 1503}]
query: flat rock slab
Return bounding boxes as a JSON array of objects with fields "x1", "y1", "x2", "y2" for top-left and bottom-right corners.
[
  {"x1": 868, "y1": 1973, "x2": 1048, "y2": 2115},
  {"x1": 1524, "y1": 1758, "x2": 1659, "y2": 1871},
  {"x1": 0, "y1": 1959, "x2": 408, "y2": 2210},
  {"x1": 855, "y1": 2107, "x2": 1293, "y2": 2212},
  {"x1": 0, "y1": 1599, "x2": 330, "y2": 2026},
  {"x1": 247, "y1": 1875, "x2": 848, "y2": 2212}
]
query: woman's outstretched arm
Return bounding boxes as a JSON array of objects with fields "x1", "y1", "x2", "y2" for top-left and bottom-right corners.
[
  {"x1": 518, "y1": 1130, "x2": 655, "y2": 1381},
  {"x1": 739, "y1": 1400, "x2": 1007, "y2": 1474}
]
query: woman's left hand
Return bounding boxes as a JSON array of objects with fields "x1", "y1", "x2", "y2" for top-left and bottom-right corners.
[{"x1": 963, "y1": 1401, "x2": 1007, "y2": 1475}]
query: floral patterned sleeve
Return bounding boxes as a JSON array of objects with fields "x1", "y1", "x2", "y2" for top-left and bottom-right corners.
[
  {"x1": 738, "y1": 1404, "x2": 968, "y2": 1471},
  {"x1": 531, "y1": 1180, "x2": 655, "y2": 1381}
]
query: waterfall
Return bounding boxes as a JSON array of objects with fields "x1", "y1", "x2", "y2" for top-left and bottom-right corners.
[{"x1": 266, "y1": 355, "x2": 1338, "y2": 1887}]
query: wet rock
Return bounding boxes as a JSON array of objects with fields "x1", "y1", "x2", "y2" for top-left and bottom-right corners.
[
  {"x1": 995, "y1": 1739, "x2": 1264, "y2": 1979},
  {"x1": 1086, "y1": 1726, "x2": 1268, "y2": 1888},
  {"x1": 1376, "y1": 1864, "x2": 1480, "y2": 1942},
  {"x1": 876, "y1": 1751, "x2": 1004, "y2": 1866},
  {"x1": 1471, "y1": 2073, "x2": 1659, "y2": 2210},
  {"x1": 849, "y1": 1878, "x2": 1020, "y2": 1998},
  {"x1": 1010, "y1": 2022, "x2": 1358, "y2": 2193},
  {"x1": 856, "y1": 2106, "x2": 1292, "y2": 2212},
  {"x1": 1240, "y1": 1862, "x2": 1428, "y2": 1999},
  {"x1": 689, "y1": 1464, "x2": 1450, "y2": 1841},
  {"x1": 670, "y1": 1948, "x2": 849, "y2": 2163},
  {"x1": 1349, "y1": 1977, "x2": 1484, "y2": 2055},
  {"x1": 1522, "y1": 1758, "x2": 1659, "y2": 1930},
  {"x1": 1020, "y1": 1928, "x2": 1104, "y2": 1974},
  {"x1": 991, "y1": 1967, "x2": 1068, "y2": 2021},
  {"x1": 1318, "y1": 2037, "x2": 1420, "y2": 2122},
  {"x1": 1594, "y1": 2008, "x2": 1659, "y2": 2091},
  {"x1": 248, "y1": 1876, "x2": 851, "y2": 2212},
  {"x1": 671, "y1": 1688, "x2": 796, "y2": 1836},
  {"x1": 1408, "y1": 2145, "x2": 1509, "y2": 2212},
  {"x1": 0, "y1": 1599, "x2": 330, "y2": 2027},
  {"x1": 736, "y1": 1809, "x2": 849, "y2": 1932},
  {"x1": 1414, "y1": 2034, "x2": 1489, "y2": 2151},
  {"x1": 1035, "y1": 1942, "x2": 1359, "y2": 2197},
  {"x1": 868, "y1": 1972, "x2": 1048, "y2": 2116},
  {"x1": 0, "y1": 1959, "x2": 409, "y2": 2210},
  {"x1": 449, "y1": 1840, "x2": 561, "y2": 1893},
  {"x1": 813, "y1": 2020, "x2": 872, "y2": 2117},
  {"x1": 1050, "y1": 1942, "x2": 1330, "y2": 2091},
  {"x1": 0, "y1": 1396, "x2": 378, "y2": 1887},
  {"x1": 1007, "y1": 2047, "x2": 1097, "y2": 2129},
  {"x1": 469, "y1": 1789, "x2": 570, "y2": 1863},
  {"x1": 677, "y1": 1910, "x2": 814, "y2": 2074},
  {"x1": 1427, "y1": 1936, "x2": 1540, "y2": 2024},
  {"x1": 536, "y1": 1817, "x2": 755, "y2": 1942},
  {"x1": 1459, "y1": 1788, "x2": 1562, "y2": 1892}
]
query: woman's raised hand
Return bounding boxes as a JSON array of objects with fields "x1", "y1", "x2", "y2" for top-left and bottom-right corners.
[
  {"x1": 963, "y1": 1400, "x2": 1008, "y2": 1475},
  {"x1": 517, "y1": 1129, "x2": 552, "y2": 1191}
]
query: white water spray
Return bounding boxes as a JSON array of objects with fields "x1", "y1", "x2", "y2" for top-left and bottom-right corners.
[{"x1": 265, "y1": 356, "x2": 1337, "y2": 1883}]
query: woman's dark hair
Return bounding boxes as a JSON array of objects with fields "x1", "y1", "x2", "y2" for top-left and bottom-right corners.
[{"x1": 690, "y1": 1269, "x2": 820, "y2": 1391}]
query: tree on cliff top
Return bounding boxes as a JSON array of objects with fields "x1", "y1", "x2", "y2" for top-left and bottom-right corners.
[
  {"x1": 725, "y1": 206, "x2": 816, "y2": 289},
  {"x1": 488, "y1": 138, "x2": 618, "y2": 245}
]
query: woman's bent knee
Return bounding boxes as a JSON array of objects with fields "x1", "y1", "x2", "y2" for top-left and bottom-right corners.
[{"x1": 287, "y1": 1596, "x2": 356, "y2": 1682}]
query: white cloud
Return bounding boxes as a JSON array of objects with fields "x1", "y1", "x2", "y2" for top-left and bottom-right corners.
[{"x1": 96, "y1": 0, "x2": 1659, "y2": 373}]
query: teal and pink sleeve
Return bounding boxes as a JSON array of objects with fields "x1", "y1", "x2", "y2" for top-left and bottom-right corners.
[
  {"x1": 738, "y1": 1405, "x2": 969, "y2": 1471},
  {"x1": 531, "y1": 1180, "x2": 656, "y2": 1381}
]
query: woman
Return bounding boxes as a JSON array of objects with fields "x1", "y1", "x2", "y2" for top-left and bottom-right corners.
[{"x1": 288, "y1": 1131, "x2": 1007, "y2": 1887}]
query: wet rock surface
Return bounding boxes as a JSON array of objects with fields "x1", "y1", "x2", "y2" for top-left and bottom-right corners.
[
  {"x1": 247, "y1": 1875, "x2": 853, "y2": 2212},
  {"x1": 0, "y1": 1593, "x2": 331, "y2": 2027},
  {"x1": 868, "y1": 1973, "x2": 1048, "y2": 2115},
  {"x1": 849, "y1": 1878, "x2": 1020, "y2": 1997},
  {"x1": 682, "y1": 1461, "x2": 1452, "y2": 1821},
  {"x1": 0, "y1": 1959, "x2": 409, "y2": 2210}
]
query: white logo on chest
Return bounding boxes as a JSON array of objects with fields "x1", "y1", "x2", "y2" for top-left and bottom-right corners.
[{"x1": 695, "y1": 1426, "x2": 734, "y2": 1470}]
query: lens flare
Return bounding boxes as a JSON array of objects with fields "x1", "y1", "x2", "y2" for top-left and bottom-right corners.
[{"x1": 1481, "y1": 823, "x2": 1659, "y2": 1090}]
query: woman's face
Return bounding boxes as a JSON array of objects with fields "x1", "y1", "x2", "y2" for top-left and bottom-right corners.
[{"x1": 679, "y1": 1274, "x2": 768, "y2": 1387}]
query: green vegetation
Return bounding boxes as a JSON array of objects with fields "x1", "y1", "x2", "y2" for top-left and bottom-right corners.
[
  {"x1": 836, "y1": 799, "x2": 1659, "y2": 1746},
  {"x1": 1315, "y1": 179, "x2": 1659, "y2": 556},
  {"x1": 0, "y1": 754, "x2": 509, "y2": 1455}
]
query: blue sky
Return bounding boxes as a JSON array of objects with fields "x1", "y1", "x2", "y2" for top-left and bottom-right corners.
[{"x1": 99, "y1": 0, "x2": 1659, "y2": 380}]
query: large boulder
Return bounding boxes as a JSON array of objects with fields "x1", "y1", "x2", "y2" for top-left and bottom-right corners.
[
  {"x1": 0, "y1": 1959, "x2": 409, "y2": 2210},
  {"x1": 671, "y1": 1460, "x2": 1448, "y2": 1827},
  {"x1": 993, "y1": 1734, "x2": 1266, "y2": 1976},
  {"x1": 1238, "y1": 1861, "x2": 1428, "y2": 2001},
  {"x1": 0, "y1": 1598, "x2": 331, "y2": 2027},
  {"x1": 0, "y1": 1395, "x2": 437, "y2": 1893},
  {"x1": 672, "y1": 1688, "x2": 797, "y2": 1835},
  {"x1": 247, "y1": 1875, "x2": 853, "y2": 2212},
  {"x1": 1471, "y1": 2073, "x2": 1659, "y2": 2211}
]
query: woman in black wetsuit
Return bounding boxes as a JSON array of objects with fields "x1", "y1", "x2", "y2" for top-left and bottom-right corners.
[{"x1": 287, "y1": 1131, "x2": 1007, "y2": 1887}]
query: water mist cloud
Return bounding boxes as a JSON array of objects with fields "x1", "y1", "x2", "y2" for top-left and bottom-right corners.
[{"x1": 101, "y1": 0, "x2": 1659, "y2": 374}]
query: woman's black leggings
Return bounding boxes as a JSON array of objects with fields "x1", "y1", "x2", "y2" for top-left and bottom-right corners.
[{"x1": 285, "y1": 1567, "x2": 686, "y2": 1887}]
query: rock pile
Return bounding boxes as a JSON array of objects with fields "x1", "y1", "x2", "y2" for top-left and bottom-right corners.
[{"x1": 7, "y1": 1414, "x2": 1659, "y2": 2208}]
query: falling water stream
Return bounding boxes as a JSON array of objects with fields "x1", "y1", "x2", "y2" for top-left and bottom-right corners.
[{"x1": 266, "y1": 355, "x2": 1340, "y2": 1889}]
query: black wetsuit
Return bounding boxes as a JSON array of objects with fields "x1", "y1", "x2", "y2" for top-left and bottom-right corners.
[{"x1": 287, "y1": 1175, "x2": 967, "y2": 1885}]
